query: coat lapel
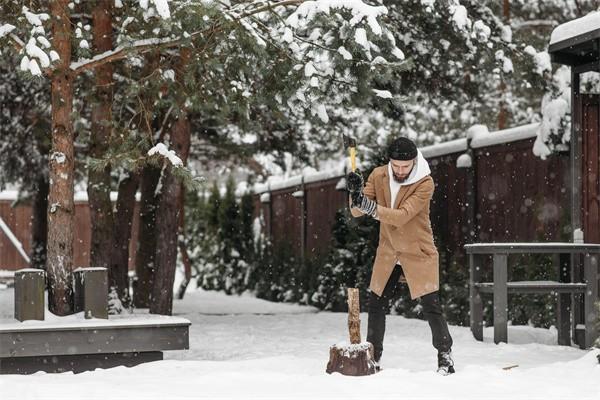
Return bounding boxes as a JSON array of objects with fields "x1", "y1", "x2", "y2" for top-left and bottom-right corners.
[
  {"x1": 381, "y1": 169, "x2": 391, "y2": 208},
  {"x1": 393, "y1": 186, "x2": 410, "y2": 209}
]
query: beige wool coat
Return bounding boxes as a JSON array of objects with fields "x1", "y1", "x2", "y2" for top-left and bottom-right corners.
[{"x1": 350, "y1": 161, "x2": 440, "y2": 299}]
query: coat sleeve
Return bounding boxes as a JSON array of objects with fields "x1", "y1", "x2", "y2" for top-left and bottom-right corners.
[
  {"x1": 375, "y1": 177, "x2": 434, "y2": 227},
  {"x1": 349, "y1": 171, "x2": 377, "y2": 218}
]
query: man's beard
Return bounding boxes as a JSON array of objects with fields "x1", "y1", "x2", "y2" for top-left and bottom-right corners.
[
  {"x1": 392, "y1": 172, "x2": 409, "y2": 183},
  {"x1": 392, "y1": 165, "x2": 413, "y2": 183}
]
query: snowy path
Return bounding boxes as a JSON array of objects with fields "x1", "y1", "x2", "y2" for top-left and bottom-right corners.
[{"x1": 1, "y1": 288, "x2": 599, "y2": 399}]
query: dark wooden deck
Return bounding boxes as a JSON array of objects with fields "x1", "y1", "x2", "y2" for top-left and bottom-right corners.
[{"x1": 0, "y1": 315, "x2": 190, "y2": 374}]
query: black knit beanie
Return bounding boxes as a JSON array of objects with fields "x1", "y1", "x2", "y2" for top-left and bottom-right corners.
[{"x1": 387, "y1": 137, "x2": 417, "y2": 161}]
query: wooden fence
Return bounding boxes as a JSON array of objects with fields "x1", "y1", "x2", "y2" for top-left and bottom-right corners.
[
  {"x1": 0, "y1": 193, "x2": 140, "y2": 271},
  {"x1": 252, "y1": 123, "x2": 577, "y2": 273}
]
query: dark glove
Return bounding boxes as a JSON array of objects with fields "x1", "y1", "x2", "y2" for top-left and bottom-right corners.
[
  {"x1": 346, "y1": 171, "x2": 364, "y2": 192},
  {"x1": 351, "y1": 190, "x2": 377, "y2": 217}
]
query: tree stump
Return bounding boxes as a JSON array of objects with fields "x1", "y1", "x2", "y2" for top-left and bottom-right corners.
[{"x1": 326, "y1": 288, "x2": 378, "y2": 376}]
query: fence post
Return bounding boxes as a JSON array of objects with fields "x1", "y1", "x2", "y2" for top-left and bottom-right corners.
[
  {"x1": 465, "y1": 137, "x2": 478, "y2": 244},
  {"x1": 300, "y1": 176, "x2": 307, "y2": 261}
]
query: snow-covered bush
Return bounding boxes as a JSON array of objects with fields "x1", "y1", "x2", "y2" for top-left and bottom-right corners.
[{"x1": 187, "y1": 178, "x2": 257, "y2": 295}]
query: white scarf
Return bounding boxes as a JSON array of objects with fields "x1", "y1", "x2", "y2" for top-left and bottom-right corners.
[{"x1": 388, "y1": 149, "x2": 431, "y2": 208}]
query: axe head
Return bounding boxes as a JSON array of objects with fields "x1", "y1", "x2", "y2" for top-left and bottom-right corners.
[{"x1": 342, "y1": 134, "x2": 356, "y2": 149}]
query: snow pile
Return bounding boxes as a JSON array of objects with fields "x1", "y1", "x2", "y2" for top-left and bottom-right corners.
[
  {"x1": 22, "y1": 6, "x2": 49, "y2": 27},
  {"x1": 530, "y1": 49, "x2": 552, "y2": 76},
  {"x1": 0, "y1": 24, "x2": 15, "y2": 38},
  {"x1": 286, "y1": 0, "x2": 388, "y2": 36},
  {"x1": 147, "y1": 143, "x2": 183, "y2": 167},
  {"x1": 472, "y1": 20, "x2": 491, "y2": 42},
  {"x1": 139, "y1": 0, "x2": 171, "y2": 19},
  {"x1": 456, "y1": 152, "x2": 472, "y2": 168},
  {"x1": 450, "y1": 4, "x2": 470, "y2": 31},
  {"x1": 495, "y1": 50, "x2": 513, "y2": 73},
  {"x1": 18, "y1": 7, "x2": 57, "y2": 76},
  {"x1": 533, "y1": 66, "x2": 571, "y2": 160},
  {"x1": 550, "y1": 11, "x2": 600, "y2": 45},
  {"x1": 466, "y1": 124, "x2": 489, "y2": 140},
  {"x1": 373, "y1": 89, "x2": 393, "y2": 99}
]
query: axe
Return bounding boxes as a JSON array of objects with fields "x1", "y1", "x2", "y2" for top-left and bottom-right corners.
[{"x1": 342, "y1": 134, "x2": 357, "y2": 172}]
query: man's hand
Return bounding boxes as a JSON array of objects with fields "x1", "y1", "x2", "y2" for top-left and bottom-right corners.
[
  {"x1": 346, "y1": 171, "x2": 364, "y2": 192},
  {"x1": 351, "y1": 190, "x2": 377, "y2": 217}
]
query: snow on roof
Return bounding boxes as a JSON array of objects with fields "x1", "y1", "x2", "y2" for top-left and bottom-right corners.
[{"x1": 550, "y1": 11, "x2": 600, "y2": 45}]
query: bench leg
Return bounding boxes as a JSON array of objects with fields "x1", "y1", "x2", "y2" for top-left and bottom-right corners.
[
  {"x1": 469, "y1": 254, "x2": 483, "y2": 341},
  {"x1": 556, "y1": 253, "x2": 571, "y2": 346},
  {"x1": 472, "y1": 288, "x2": 483, "y2": 341},
  {"x1": 557, "y1": 293, "x2": 571, "y2": 346},
  {"x1": 584, "y1": 254, "x2": 599, "y2": 349},
  {"x1": 493, "y1": 254, "x2": 508, "y2": 344}
]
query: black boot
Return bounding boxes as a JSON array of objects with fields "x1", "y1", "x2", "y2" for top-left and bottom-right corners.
[{"x1": 437, "y1": 350, "x2": 455, "y2": 375}]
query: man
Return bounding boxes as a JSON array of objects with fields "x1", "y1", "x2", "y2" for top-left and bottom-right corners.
[{"x1": 346, "y1": 137, "x2": 455, "y2": 375}]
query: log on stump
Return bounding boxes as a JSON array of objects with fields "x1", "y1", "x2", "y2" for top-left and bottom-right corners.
[{"x1": 326, "y1": 288, "x2": 378, "y2": 376}]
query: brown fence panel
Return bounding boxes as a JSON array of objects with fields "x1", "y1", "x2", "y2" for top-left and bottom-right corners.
[
  {"x1": 429, "y1": 153, "x2": 469, "y2": 266},
  {"x1": 0, "y1": 201, "x2": 32, "y2": 269},
  {"x1": 476, "y1": 139, "x2": 570, "y2": 244},
  {"x1": 305, "y1": 177, "x2": 347, "y2": 258},
  {"x1": 582, "y1": 95, "x2": 600, "y2": 243},
  {"x1": 270, "y1": 187, "x2": 303, "y2": 255}
]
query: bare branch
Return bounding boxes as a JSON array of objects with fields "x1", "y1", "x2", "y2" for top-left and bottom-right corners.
[
  {"x1": 8, "y1": 32, "x2": 24, "y2": 51},
  {"x1": 511, "y1": 19, "x2": 559, "y2": 30}
]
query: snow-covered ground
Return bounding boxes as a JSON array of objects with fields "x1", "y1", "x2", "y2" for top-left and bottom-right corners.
[{"x1": 1, "y1": 286, "x2": 599, "y2": 400}]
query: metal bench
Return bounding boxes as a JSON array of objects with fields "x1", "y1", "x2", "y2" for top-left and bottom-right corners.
[{"x1": 466, "y1": 243, "x2": 600, "y2": 348}]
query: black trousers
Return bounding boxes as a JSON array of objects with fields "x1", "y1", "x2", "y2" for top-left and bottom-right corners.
[{"x1": 367, "y1": 264, "x2": 453, "y2": 362}]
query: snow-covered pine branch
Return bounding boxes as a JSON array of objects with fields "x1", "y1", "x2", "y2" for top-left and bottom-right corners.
[
  {"x1": 70, "y1": 0, "x2": 305, "y2": 73},
  {"x1": 148, "y1": 142, "x2": 183, "y2": 167}
]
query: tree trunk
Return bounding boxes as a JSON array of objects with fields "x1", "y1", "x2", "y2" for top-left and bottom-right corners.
[
  {"x1": 132, "y1": 164, "x2": 161, "y2": 308},
  {"x1": 110, "y1": 172, "x2": 139, "y2": 307},
  {"x1": 150, "y1": 115, "x2": 191, "y2": 315},
  {"x1": 176, "y1": 186, "x2": 193, "y2": 300},
  {"x1": 31, "y1": 175, "x2": 48, "y2": 271},
  {"x1": 150, "y1": 49, "x2": 192, "y2": 315},
  {"x1": 88, "y1": 0, "x2": 115, "y2": 272},
  {"x1": 47, "y1": 0, "x2": 75, "y2": 316}
]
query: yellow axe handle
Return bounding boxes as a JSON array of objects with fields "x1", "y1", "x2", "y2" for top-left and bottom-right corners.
[{"x1": 349, "y1": 147, "x2": 356, "y2": 172}]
